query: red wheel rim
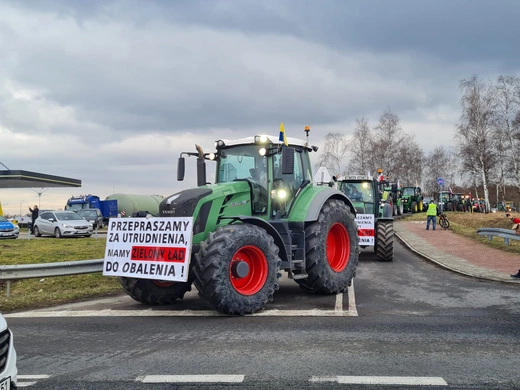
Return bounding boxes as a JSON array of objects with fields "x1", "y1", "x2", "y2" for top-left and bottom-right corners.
[
  {"x1": 229, "y1": 245, "x2": 268, "y2": 295},
  {"x1": 153, "y1": 281, "x2": 175, "y2": 287},
  {"x1": 326, "y1": 222, "x2": 350, "y2": 272}
]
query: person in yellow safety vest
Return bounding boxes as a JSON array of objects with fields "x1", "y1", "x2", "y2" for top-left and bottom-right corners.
[{"x1": 426, "y1": 200, "x2": 437, "y2": 230}]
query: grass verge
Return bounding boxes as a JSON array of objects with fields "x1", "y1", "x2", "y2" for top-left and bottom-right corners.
[{"x1": 0, "y1": 236, "x2": 122, "y2": 313}]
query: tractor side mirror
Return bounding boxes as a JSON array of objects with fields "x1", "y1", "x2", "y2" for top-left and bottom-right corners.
[
  {"x1": 281, "y1": 147, "x2": 295, "y2": 175},
  {"x1": 177, "y1": 157, "x2": 185, "y2": 181}
]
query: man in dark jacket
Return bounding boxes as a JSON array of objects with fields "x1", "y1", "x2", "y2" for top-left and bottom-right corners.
[{"x1": 29, "y1": 205, "x2": 39, "y2": 233}]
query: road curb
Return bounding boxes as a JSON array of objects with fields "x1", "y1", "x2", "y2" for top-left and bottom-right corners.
[{"x1": 394, "y1": 232, "x2": 520, "y2": 285}]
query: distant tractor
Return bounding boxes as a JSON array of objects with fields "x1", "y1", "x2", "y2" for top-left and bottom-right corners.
[
  {"x1": 438, "y1": 191, "x2": 465, "y2": 212},
  {"x1": 117, "y1": 130, "x2": 360, "y2": 315},
  {"x1": 401, "y1": 186, "x2": 423, "y2": 213},
  {"x1": 336, "y1": 175, "x2": 394, "y2": 261}
]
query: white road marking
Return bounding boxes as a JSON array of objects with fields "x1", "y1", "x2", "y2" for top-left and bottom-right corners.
[
  {"x1": 17, "y1": 374, "x2": 51, "y2": 388},
  {"x1": 5, "y1": 285, "x2": 357, "y2": 318},
  {"x1": 138, "y1": 375, "x2": 245, "y2": 383},
  {"x1": 310, "y1": 376, "x2": 448, "y2": 386}
]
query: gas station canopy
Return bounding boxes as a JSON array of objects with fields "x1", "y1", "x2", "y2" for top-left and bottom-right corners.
[{"x1": 0, "y1": 170, "x2": 81, "y2": 189}]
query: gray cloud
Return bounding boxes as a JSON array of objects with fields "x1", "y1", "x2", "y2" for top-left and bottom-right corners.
[{"x1": 0, "y1": 0, "x2": 518, "y2": 214}]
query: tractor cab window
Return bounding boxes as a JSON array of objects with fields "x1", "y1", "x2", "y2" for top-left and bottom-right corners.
[
  {"x1": 217, "y1": 145, "x2": 268, "y2": 215},
  {"x1": 402, "y1": 187, "x2": 415, "y2": 196},
  {"x1": 273, "y1": 150, "x2": 304, "y2": 197}
]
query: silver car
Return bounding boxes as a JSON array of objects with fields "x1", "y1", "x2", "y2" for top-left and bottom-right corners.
[
  {"x1": 33, "y1": 210, "x2": 93, "y2": 238},
  {"x1": 0, "y1": 313, "x2": 17, "y2": 389}
]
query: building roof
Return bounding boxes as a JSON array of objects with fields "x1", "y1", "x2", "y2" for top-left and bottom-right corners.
[{"x1": 0, "y1": 170, "x2": 81, "y2": 189}]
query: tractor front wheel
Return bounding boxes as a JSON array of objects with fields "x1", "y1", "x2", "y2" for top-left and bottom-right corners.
[
  {"x1": 296, "y1": 199, "x2": 359, "y2": 294},
  {"x1": 376, "y1": 220, "x2": 394, "y2": 261},
  {"x1": 194, "y1": 224, "x2": 281, "y2": 315},
  {"x1": 119, "y1": 274, "x2": 194, "y2": 305}
]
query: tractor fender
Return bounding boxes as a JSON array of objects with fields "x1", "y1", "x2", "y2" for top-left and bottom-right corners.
[
  {"x1": 381, "y1": 202, "x2": 393, "y2": 218},
  {"x1": 301, "y1": 188, "x2": 356, "y2": 222},
  {"x1": 223, "y1": 215, "x2": 289, "y2": 263}
]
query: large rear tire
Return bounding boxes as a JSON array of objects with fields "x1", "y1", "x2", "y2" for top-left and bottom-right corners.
[
  {"x1": 376, "y1": 220, "x2": 394, "y2": 262},
  {"x1": 411, "y1": 201, "x2": 418, "y2": 213},
  {"x1": 194, "y1": 224, "x2": 281, "y2": 315},
  {"x1": 119, "y1": 274, "x2": 194, "y2": 305},
  {"x1": 296, "y1": 199, "x2": 359, "y2": 294}
]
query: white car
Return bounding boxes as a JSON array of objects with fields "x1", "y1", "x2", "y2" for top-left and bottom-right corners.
[
  {"x1": 33, "y1": 210, "x2": 93, "y2": 238},
  {"x1": 0, "y1": 314, "x2": 17, "y2": 389}
]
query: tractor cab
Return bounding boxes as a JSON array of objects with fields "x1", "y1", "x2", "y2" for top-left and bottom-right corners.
[{"x1": 337, "y1": 176, "x2": 376, "y2": 214}]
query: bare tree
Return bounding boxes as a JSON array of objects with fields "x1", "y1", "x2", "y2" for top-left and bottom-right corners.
[
  {"x1": 395, "y1": 136, "x2": 424, "y2": 186},
  {"x1": 370, "y1": 108, "x2": 408, "y2": 181},
  {"x1": 348, "y1": 116, "x2": 372, "y2": 175},
  {"x1": 456, "y1": 76, "x2": 496, "y2": 212},
  {"x1": 423, "y1": 146, "x2": 455, "y2": 196},
  {"x1": 315, "y1": 132, "x2": 349, "y2": 177},
  {"x1": 493, "y1": 75, "x2": 520, "y2": 201}
]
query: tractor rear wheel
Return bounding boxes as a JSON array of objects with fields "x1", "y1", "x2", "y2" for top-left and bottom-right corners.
[
  {"x1": 296, "y1": 199, "x2": 359, "y2": 294},
  {"x1": 397, "y1": 203, "x2": 403, "y2": 215},
  {"x1": 411, "y1": 201, "x2": 418, "y2": 213},
  {"x1": 376, "y1": 220, "x2": 394, "y2": 261},
  {"x1": 119, "y1": 274, "x2": 194, "y2": 305},
  {"x1": 194, "y1": 224, "x2": 281, "y2": 315}
]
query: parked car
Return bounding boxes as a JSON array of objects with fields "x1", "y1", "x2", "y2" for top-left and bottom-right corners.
[
  {"x1": 33, "y1": 210, "x2": 93, "y2": 238},
  {"x1": 0, "y1": 216, "x2": 19, "y2": 239},
  {"x1": 75, "y1": 208, "x2": 104, "y2": 229},
  {"x1": 0, "y1": 313, "x2": 18, "y2": 388},
  {"x1": 0, "y1": 215, "x2": 20, "y2": 239},
  {"x1": 422, "y1": 196, "x2": 433, "y2": 212}
]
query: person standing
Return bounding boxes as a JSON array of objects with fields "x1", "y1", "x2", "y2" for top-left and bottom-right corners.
[
  {"x1": 426, "y1": 199, "x2": 437, "y2": 230},
  {"x1": 28, "y1": 205, "x2": 39, "y2": 233}
]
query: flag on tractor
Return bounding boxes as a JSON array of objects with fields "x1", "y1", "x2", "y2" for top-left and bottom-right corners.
[
  {"x1": 121, "y1": 210, "x2": 126, "y2": 217},
  {"x1": 279, "y1": 123, "x2": 288, "y2": 146}
]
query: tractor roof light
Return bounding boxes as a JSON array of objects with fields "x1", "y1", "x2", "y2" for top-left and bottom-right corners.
[
  {"x1": 215, "y1": 140, "x2": 226, "y2": 148},
  {"x1": 254, "y1": 135, "x2": 269, "y2": 144},
  {"x1": 206, "y1": 153, "x2": 216, "y2": 160},
  {"x1": 259, "y1": 148, "x2": 267, "y2": 156}
]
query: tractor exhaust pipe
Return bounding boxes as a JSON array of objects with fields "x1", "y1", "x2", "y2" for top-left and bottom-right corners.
[{"x1": 195, "y1": 144, "x2": 207, "y2": 187}]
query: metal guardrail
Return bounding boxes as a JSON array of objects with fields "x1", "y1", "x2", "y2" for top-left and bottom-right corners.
[
  {"x1": 0, "y1": 259, "x2": 104, "y2": 298},
  {"x1": 477, "y1": 228, "x2": 520, "y2": 245}
]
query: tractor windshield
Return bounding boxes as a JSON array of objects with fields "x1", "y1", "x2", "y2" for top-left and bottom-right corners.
[
  {"x1": 217, "y1": 145, "x2": 268, "y2": 186},
  {"x1": 402, "y1": 188, "x2": 415, "y2": 196}
]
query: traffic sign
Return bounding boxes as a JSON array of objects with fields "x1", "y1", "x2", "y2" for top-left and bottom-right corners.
[{"x1": 437, "y1": 178, "x2": 444, "y2": 186}]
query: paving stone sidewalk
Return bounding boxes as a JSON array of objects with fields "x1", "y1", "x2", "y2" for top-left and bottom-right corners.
[{"x1": 394, "y1": 219, "x2": 520, "y2": 284}]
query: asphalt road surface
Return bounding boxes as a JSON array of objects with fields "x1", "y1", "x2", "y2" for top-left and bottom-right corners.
[{"x1": 7, "y1": 240, "x2": 520, "y2": 389}]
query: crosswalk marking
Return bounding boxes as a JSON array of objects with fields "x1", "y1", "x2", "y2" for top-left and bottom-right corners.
[
  {"x1": 310, "y1": 376, "x2": 448, "y2": 386},
  {"x1": 138, "y1": 375, "x2": 245, "y2": 383}
]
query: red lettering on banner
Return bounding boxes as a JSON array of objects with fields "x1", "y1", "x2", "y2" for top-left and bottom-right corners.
[
  {"x1": 358, "y1": 229, "x2": 375, "y2": 237},
  {"x1": 130, "y1": 246, "x2": 186, "y2": 262}
]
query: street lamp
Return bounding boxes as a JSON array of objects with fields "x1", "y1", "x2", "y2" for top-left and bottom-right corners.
[
  {"x1": 19, "y1": 199, "x2": 25, "y2": 217},
  {"x1": 31, "y1": 188, "x2": 49, "y2": 208}
]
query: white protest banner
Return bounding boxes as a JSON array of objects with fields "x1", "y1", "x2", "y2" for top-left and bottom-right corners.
[
  {"x1": 354, "y1": 214, "x2": 375, "y2": 246},
  {"x1": 103, "y1": 217, "x2": 193, "y2": 282}
]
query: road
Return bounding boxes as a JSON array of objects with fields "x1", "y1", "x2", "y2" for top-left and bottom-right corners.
[{"x1": 7, "y1": 241, "x2": 520, "y2": 389}]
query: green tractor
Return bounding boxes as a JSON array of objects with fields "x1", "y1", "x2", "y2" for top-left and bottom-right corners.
[
  {"x1": 383, "y1": 182, "x2": 403, "y2": 216},
  {"x1": 401, "y1": 186, "x2": 423, "y2": 213},
  {"x1": 117, "y1": 132, "x2": 359, "y2": 315},
  {"x1": 335, "y1": 175, "x2": 394, "y2": 261}
]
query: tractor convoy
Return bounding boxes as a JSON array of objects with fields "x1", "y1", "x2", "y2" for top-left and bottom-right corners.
[
  {"x1": 112, "y1": 129, "x2": 360, "y2": 315},
  {"x1": 334, "y1": 175, "x2": 394, "y2": 261}
]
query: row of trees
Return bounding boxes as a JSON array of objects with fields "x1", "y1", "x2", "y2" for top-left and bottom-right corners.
[{"x1": 316, "y1": 74, "x2": 520, "y2": 210}]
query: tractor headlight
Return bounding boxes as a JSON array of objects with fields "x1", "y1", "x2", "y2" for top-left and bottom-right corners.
[
  {"x1": 259, "y1": 147, "x2": 266, "y2": 156},
  {"x1": 275, "y1": 189, "x2": 287, "y2": 199},
  {"x1": 215, "y1": 140, "x2": 225, "y2": 148},
  {"x1": 207, "y1": 153, "x2": 216, "y2": 160}
]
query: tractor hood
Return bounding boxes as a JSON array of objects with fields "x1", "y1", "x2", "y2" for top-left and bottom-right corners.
[{"x1": 160, "y1": 188, "x2": 213, "y2": 217}]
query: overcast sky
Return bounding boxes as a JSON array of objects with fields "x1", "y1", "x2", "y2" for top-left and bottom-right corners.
[{"x1": 1, "y1": 0, "x2": 519, "y2": 215}]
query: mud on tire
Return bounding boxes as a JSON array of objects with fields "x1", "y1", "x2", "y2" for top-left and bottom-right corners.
[
  {"x1": 194, "y1": 224, "x2": 281, "y2": 315},
  {"x1": 119, "y1": 273, "x2": 194, "y2": 305},
  {"x1": 296, "y1": 199, "x2": 359, "y2": 294}
]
